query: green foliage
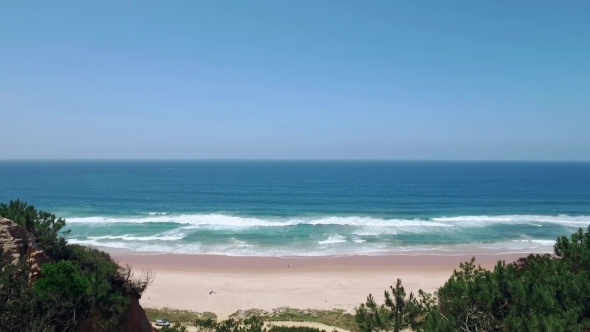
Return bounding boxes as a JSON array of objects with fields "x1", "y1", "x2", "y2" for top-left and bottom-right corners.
[
  {"x1": 195, "y1": 316, "x2": 266, "y2": 332},
  {"x1": 268, "y1": 327, "x2": 325, "y2": 332},
  {"x1": 161, "y1": 321, "x2": 189, "y2": 332},
  {"x1": 57, "y1": 244, "x2": 135, "y2": 331},
  {"x1": 0, "y1": 200, "x2": 152, "y2": 332},
  {"x1": 357, "y1": 225, "x2": 590, "y2": 331},
  {"x1": 430, "y1": 258, "x2": 501, "y2": 331},
  {"x1": 355, "y1": 279, "x2": 434, "y2": 332},
  {"x1": 194, "y1": 317, "x2": 327, "y2": 332},
  {"x1": 0, "y1": 199, "x2": 68, "y2": 258},
  {"x1": 429, "y1": 232, "x2": 590, "y2": 331},
  {"x1": 230, "y1": 308, "x2": 356, "y2": 332},
  {"x1": 555, "y1": 227, "x2": 590, "y2": 274},
  {"x1": 34, "y1": 261, "x2": 89, "y2": 298},
  {"x1": 0, "y1": 251, "x2": 50, "y2": 331},
  {"x1": 145, "y1": 307, "x2": 217, "y2": 323},
  {"x1": 500, "y1": 254, "x2": 585, "y2": 330},
  {"x1": 0, "y1": 251, "x2": 96, "y2": 331}
]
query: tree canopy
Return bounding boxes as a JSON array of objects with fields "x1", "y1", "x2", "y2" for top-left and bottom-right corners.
[
  {"x1": 0, "y1": 200, "x2": 151, "y2": 332},
  {"x1": 356, "y1": 225, "x2": 590, "y2": 331}
]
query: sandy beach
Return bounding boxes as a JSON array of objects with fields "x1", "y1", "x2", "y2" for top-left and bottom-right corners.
[{"x1": 113, "y1": 252, "x2": 526, "y2": 319}]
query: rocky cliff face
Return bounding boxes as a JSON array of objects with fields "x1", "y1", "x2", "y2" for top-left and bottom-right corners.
[
  {"x1": 77, "y1": 295, "x2": 156, "y2": 332},
  {"x1": 119, "y1": 296, "x2": 158, "y2": 332},
  {"x1": 0, "y1": 217, "x2": 52, "y2": 280},
  {"x1": 0, "y1": 217, "x2": 156, "y2": 332}
]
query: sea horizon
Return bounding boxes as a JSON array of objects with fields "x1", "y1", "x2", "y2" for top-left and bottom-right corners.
[{"x1": 2, "y1": 159, "x2": 590, "y2": 162}]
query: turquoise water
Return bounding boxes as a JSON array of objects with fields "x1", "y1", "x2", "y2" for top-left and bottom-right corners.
[{"x1": 1, "y1": 161, "x2": 589, "y2": 256}]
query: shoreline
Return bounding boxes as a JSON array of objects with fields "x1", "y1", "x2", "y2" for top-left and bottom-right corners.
[
  {"x1": 77, "y1": 235, "x2": 558, "y2": 258},
  {"x1": 112, "y1": 250, "x2": 529, "y2": 319},
  {"x1": 113, "y1": 251, "x2": 529, "y2": 271}
]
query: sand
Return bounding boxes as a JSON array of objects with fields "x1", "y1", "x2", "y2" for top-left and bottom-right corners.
[{"x1": 113, "y1": 252, "x2": 526, "y2": 320}]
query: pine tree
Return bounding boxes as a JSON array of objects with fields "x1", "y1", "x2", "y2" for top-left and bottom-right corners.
[{"x1": 356, "y1": 226, "x2": 590, "y2": 331}]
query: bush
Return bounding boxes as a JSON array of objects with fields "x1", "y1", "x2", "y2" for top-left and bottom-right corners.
[
  {"x1": 229, "y1": 308, "x2": 356, "y2": 331},
  {"x1": 145, "y1": 307, "x2": 216, "y2": 323},
  {"x1": 268, "y1": 327, "x2": 325, "y2": 332},
  {"x1": 0, "y1": 199, "x2": 68, "y2": 258},
  {"x1": 195, "y1": 317, "x2": 326, "y2": 332},
  {"x1": 34, "y1": 261, "x2": 89, "y2": 298},
  {"x1": 0, "y1": 251, "x2": 44, "y2": 331},
  {"x1": 162, "y1": 322, "x2": 189, "y2": 332},
  {"x1": 0, "y1": 200, "x2": 152, "y2": 331},
  {"x1": 355, "y1": 279, "x2": 434, "y2": 332},
  {"x1": 195, "y1": 316, "x2": 266, "y2": 332},
  {"x1": 356, "y1": 226, "x2": 590, "y2": 331}
]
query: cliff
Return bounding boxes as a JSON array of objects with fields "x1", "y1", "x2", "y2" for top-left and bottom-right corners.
[
  {"x1": 0, "y1": 217, "x2": 156, "y2": 332},
  {"x1": 0, "y1": 217, "x2": 52, "y2": 280}
]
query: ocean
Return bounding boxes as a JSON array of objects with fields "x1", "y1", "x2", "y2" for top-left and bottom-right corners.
[{"x1": 1, "y1": 161, "x2": 589, "y2": 256}]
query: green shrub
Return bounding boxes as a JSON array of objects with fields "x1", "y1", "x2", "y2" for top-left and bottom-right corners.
[
  {"x1": 162, "y1": 322, "x2": 189, "y2": 332},
  {"x1": 268, "y1": 326, "x2": 324, "y2": 332},
  {"x1": 356, "y1": 279, "x2": 434, "y2": 332},
  {"x1": 0, "y1": 200, "x2": 152, "y2": 332},
  {"x1": 34, "y1": 261, "x2": 89, "y2": 298},
  {"x1": 145, "y1": 307, "x2": 216, "y2": 323},
  {"x1": 230, "y1": 308, "x2": 356, "y2": 331},
  {"x1": 195, "y1": 316, "x2": 266, "y2": 332},
  {"x1": 0, "y1": 199, "x2": 68, "y2": 258},
  {"x1": 0, "y1": 251, "x2": 44, "y2": 331},
  {"x1": 356, "y1": 225, "x2": 590, "y2": 331}
]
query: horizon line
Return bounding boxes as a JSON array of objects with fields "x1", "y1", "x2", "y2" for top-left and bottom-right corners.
[{"x1": 1, "y1": 159, "x2": 589, "y2": 163}]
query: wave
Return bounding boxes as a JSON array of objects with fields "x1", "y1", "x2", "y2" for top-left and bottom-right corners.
[
  {"x1": 64, "y1": 213, "x2": 587, "y2": 256},
  {"x1": 318, "y1": 235, "x2": 347, "y2": 244},
  {"x1": 432, "y1": 215, "x2": 590, "y2": 228},
  {"x1": 66, "y1": 214, "x2": 450, "y2": 228},
  {"x1": 87, "y1": 234, "x2": 183, "y2": 241},
  {"x1": 66, "y1": 213, "x2": 590, "y2": 229},
  {"x1": 65, "y1": 237, "x2": 557, "y2": 257}
]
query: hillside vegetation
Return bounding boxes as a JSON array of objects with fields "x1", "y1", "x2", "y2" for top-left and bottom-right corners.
[
  {"x1": 0, "y1": 200, "x2": 152, "y2": 331},
  {"x1": 355, "y1": 226, "x2": 590, "y2": 331}
]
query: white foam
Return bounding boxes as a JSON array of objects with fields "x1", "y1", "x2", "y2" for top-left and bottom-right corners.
[
  {"x1": 318, "y1": 235, "x2": 347, "y2": 244},
  {"x1": 68, "y1": 236, "x2": 557, "y2": 257},
  {"x1": 513, "y1": 239, "x2": 556, "y2": 246},
  {"x1": 68, "y1": 238, "x2": 131, "y2": 249},
  {"x1": 63, "y1": 213, "x2": 586, "y2": 256},
  {"x1": 84, "y1": 227, "x2": 187, "y2": 241},
  {"x1": 432, "y1": 214, "x2": 590, "y2": 228},
  {"x1": 531, "y1": 239, "x2": 556, "y2": 245},
  {"x1": 66, "y1": 214, "x2": 452, "y2": 230},
  {"x1": 67, "y1": 213, "x2": 590, "y2": 229},
  {"x1": 87, "y1": 234, "x2": 183, "y2": 241}
]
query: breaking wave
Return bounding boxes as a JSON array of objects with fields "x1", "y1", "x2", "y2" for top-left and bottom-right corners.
[
  {"x1": 66, "y1": 213, "x2": 590, "y2": 230},
  {"x1": 64, "y1": 214, "x2": 590, "y2": 256}
]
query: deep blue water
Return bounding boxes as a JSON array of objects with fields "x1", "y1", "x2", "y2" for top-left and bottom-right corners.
[{"x1": 1, "y1": 161, "x2": 589, "y2": 256}]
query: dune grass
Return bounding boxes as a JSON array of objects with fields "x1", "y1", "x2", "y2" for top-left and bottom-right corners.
[
  {"x1": 146, "y1": 306, "x2": 356, "y2": 331},
  {"x1": 230, "y1": 308, "x2": 357, "y2": 331},
  {"x1": 144, "y1": 307, "x2": 217, "y2": 323}
]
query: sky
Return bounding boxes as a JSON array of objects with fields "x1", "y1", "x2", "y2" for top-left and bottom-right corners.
[{"x1": 1, "y1": 1, "x2": 589, "y2": 160}]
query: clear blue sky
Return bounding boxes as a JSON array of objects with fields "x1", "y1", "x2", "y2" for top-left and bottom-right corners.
[{"x1": 1, "y1": 1, "x2": 589, "y2": 160}]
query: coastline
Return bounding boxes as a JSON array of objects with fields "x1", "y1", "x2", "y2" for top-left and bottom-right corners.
[
  {"x1": 113, "y1": 250, "x2": 528, "y2": 271},
  {"x1": 112, "y1": 250, "x2": 529, "y2": 319}
]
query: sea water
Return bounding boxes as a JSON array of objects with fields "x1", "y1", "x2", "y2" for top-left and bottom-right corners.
[{"x1": 1, "y1": 161, "x2": 589, "y2": 256}]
